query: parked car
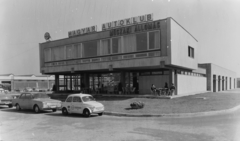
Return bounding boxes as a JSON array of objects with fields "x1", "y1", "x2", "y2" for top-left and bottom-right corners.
[
  {"x1": 0, "y1": 93, "x2": 13, "y2": 108},
  {"x1": 12, "y1": 92, "x2": 61, "y2": 113},
  {"x1": 61, "y1": 93, "x2": 104, "y2": 117}
]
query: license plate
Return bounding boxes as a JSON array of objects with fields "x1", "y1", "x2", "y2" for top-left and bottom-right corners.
[{"x1": 51, "y1": 106, "x2": 56, "y2": 108}]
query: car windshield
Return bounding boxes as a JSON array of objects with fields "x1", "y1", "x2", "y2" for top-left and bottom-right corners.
[
  {"x1": 33, "y1": 93, "x2": 50, "y2": 99},
  {"x1": 82, "y1": 96, "x2": 95, "y2": 102}
]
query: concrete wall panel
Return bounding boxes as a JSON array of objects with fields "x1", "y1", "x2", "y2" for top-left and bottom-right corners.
[
  {"x1": 170, "y1": 18, "x2": 198, "y2": 70},
  {"x1": 177, "y1": 74, "x2": 207, "y2": 95}
]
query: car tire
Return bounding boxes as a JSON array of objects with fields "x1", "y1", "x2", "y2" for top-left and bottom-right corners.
[
  {"x1": 16, "y1": 104, "x2": 21, "y2": 111},
  {"x1": 83, "y1": 109, "x2": 91, "y2": 117},
  {"x1": 8, "y1": 104, "x2": 13, "y2": 108},
  {"x1": 34, "y1": 105, "x2": 40, "y2": 113},
  {"x1": 52, "y1": 109, "x2": 57, "y2": 112},
  {"x1": 62, "y1": 108, "x2": 68, "y2": 115},
  {"x1": 98, "y1": 113, "x2": 103, "y2": 116}
]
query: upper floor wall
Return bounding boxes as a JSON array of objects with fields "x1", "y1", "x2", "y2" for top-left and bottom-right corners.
[
  {"x1": 168, "y1": 18, "x2": 198, "y2": 70},
  {"x1": 39, "y1": 17, "x2": 198, "y2": 73}
]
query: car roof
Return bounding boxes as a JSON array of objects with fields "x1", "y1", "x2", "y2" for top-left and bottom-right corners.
[
  {"x1": 20, "y1": 92, "x2": 47, "y2": 94},
  {"x1": 68, "y1": 93, "x2": 92, "y2": 97}
]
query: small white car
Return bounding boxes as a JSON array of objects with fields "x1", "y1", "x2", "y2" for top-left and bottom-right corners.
[{"x1": 61, "y1": 93, "x2": 104, "y2": 117}]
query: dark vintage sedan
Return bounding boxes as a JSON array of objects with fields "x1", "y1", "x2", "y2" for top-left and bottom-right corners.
[
  {"x1": 0, "y1": 94, "x2": 13, "y2": 108},
  {"x1": 12, "y1": 92, "x2": 61, "y2": 113}
]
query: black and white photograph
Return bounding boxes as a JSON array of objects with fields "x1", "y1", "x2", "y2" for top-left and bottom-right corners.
[{"x1": 0, "y1": 0, "x2": 240, "y2": 140}]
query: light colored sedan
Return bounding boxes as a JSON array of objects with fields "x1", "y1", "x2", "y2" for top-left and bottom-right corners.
[
  {"x1": 0, "y1": 94, "x2": 13, "y2": 108},
  {"x1": 12, "y1": 92, "x2": 61, "y2": 113}
]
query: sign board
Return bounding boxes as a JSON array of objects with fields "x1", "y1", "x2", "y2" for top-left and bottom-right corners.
[
  {"x1": 102, "y1": 13, "x2": 153, "y2": 31},
  {"x1": 68, "y1": 25, "x2": 97, "y2": 37},
  {"x1": 110, "y1": 20, "x2": 160, "y2": 37}
]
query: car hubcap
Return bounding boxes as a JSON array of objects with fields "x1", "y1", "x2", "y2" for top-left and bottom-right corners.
[
  {"x1": 17, "y1": 105, "x2": 19, "y2": 110},
  {"x1": 35, "y1": 107, "x2": 38, "y2": 112}
]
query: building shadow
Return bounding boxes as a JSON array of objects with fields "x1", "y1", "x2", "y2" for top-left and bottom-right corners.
[
  {"x1": 45, "y1": 112, "x2": 99, "y2": 118},
  {"x1": 0, "y1": 108, "x2": 54, "y2": 114}
]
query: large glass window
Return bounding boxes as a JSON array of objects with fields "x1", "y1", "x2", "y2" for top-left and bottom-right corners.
[
  {"x1": 112, "y1": 37, "x2": 121, "y2": 54},
  {"x1": 149, "y1": 31, "x2": 160, "y2": 49},
  {"x1": 123, "y1": 34, "x2": 136, "y2": 53},
  {"x1": 136, "y1": 32, "x2": 147, "y2": 51},
  {"x1": 101, "y1": 39, "x2": 111, "y2": 55},
  {"x1": 82, "y1": 41, "x2": 100, "y2": 57},
  {"x1": 66, "y1": 45, "x2": 77, "y2": 59},
  {"x1": 76, "y1": 44, "x2": 81, "y2": 58},
  {"x1": 44, "y1": 48, "x2": 51, "y2": 62},
  {"x1": 52, "y1": 46, "x2": 65, "y2": 61}
]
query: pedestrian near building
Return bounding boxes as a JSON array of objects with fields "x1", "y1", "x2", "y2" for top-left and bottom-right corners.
[
  {"x1": 170, "y1": 83, "x2": 176, "y2": 96},
  {"x1": 151, "y1": 84, "x2": 156, "y2": 95}
]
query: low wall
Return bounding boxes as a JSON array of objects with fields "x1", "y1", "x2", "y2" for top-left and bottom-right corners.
[{"x1": 177, "y1": 74, "x2": 207, "y2": 96}]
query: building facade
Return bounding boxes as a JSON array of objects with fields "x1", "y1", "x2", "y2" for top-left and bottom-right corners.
[
  {"x1": 0, "y1": 74, "x2": 55, "y2": 91},
  {"x1": 39, "y1": 16, "x2": 236, "y2": 95}
]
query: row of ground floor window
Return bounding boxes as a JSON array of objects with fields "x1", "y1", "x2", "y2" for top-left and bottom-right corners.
[{"x1": 53, "y1": 69, "x2": 209, "y2": 96}]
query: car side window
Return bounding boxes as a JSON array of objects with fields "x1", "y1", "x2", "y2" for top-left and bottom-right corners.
[
  {"x1": 73, "y1": 97, "x2": 82, "y2": 102},
  {"x1": 20, "y1": 94, "x2": 26, "y2": 99},
  {"x1": 25, "y1": 94, "x2": 32, "y2": 99},
  {"x1": 66, "y1": 97, "x2": 72, "y2": 102}
]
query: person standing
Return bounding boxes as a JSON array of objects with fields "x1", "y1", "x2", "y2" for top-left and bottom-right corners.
[
  {"x1": 170, "y1": 83, "x2": 176, "y2": 96},
  {"x1": 151, "y1": 84, "x2": 156, "y2": 95}
]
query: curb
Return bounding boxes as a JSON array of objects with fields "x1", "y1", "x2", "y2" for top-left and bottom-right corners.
[{"x1": 103, "y1": 104, "x2": 240, "y2": 118}]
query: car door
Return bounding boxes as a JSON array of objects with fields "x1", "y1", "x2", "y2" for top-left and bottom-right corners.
[
  {"x1": 72, "y1": 96, "x2": 83, "y2": 114},
  {"x1": 24, "y1": 93, "x2": 33, "y2": 109},
  {"x1": 18, "y1": 94, "x2": 26, "y2": 109},
  {"x1": 65, "y1": 96, "x2": 73, "y2": 113}
]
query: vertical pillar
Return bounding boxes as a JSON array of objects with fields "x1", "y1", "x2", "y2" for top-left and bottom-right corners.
[
  {"x1": 84, "y1": 73, "x2": 90, "y2": 89},
  {"x1": 121, "y1": 72, "x2": 126, "y2": 87},
  {"x1": 226, "y1": 77, "x2": 228, "y2": 90},
  {"x1": 169, "y1": 69, "x2": 177, "y2": 95},
  {"x1": 222, "y1": 76, "x2": 224, "y2": 91},
  {"x1": 55, "y1": 74, "x2": 59, "y2": 92},
  {"x1": 11, "y1": 75, "x2": 14, "y2": 91},
  {"x1": 218, "y1": 75, "x2": 222, "y2": 92},
  {"x1": 215, "y1": 77, "x2": 218, "y2": 92},
  {"x1": 70, "y1": 75, "x2": 72, "y2": 91}
]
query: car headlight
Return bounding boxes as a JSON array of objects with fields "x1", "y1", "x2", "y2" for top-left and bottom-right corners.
[{"x1": 43, "y1": 102, "x2": 49, "y2": 107}]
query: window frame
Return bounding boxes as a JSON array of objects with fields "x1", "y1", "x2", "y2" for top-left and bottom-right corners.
[
  {"x1": 111, "y1": 37, "x2": 121, "y2": 54},
  {"x1": 66, "y1": 96, "x2": 73, "y2": 102},
  {"x1": 148, "y1": 30, "x2": 160, "y2": 50},
  {"x1": 188, "y1": 46, "x2": 194, "y2": 58},
  {"x1": 73, "y1": 96, "x2": 82, "y2": 102}
]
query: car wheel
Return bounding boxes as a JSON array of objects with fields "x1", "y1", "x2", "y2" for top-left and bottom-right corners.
[
  {"x1": 8, "y1": 104, "x2": 13, "y2": 108},
  {"x1": 98, "y1": 113, "x2": 103, "y2": 116},
  {"x1": 16, "y1": 104, "x2": 21, "y2": 111},
  {"x1": 83, "y1": 109, "x2": 91, "y2": 117},
  {"x1": 34, "y1": 105, "x2": 40, "y2": 113},
  {"x1": 52, "y1": 109, "x2": 57, "y2": 112},
  {"x1": 62, "y1": 108, "x2": 68, "y2": 115}
]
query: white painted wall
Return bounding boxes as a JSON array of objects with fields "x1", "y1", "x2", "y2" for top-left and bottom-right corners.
[
  {"x1": 170, "y1": 18, "x2": 198, "y2": 70},
  {"x1": 177, "y1": 74, "x2": 207, "y2": 96},
  {"x1": 139, "y1": 75, "x2": 169, "y2": 94}
]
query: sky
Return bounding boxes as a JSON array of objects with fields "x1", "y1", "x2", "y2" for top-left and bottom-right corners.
[{"x1": 0, "y1": 0, "x2": 240, "y2": 76}]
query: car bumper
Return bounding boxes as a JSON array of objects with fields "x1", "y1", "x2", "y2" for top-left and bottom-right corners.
[
  {"x1": 42, "y1": 106, "x2": 61, "y2": 110},
  {"x1": 91, "y1": 108, "x2": 104, "y2": 114},
  {"x1": 0, "y1": 102, "x2": 12, "y2": 105}
]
